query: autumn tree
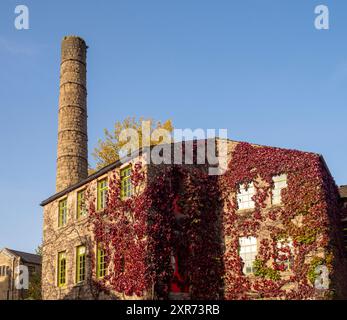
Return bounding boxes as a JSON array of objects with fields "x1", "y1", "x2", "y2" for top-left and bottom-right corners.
[
  {"x1": 26, "y1": 244, "x2": 42, "y2": 300},
  {"x1": 35, "y1": 243, "x2": 43, "y2": 256},
  {"x1": 91, "y1": 117, "x2": 173, "y2": 171},
  {"x1": 27, "y1": 273, "x2": 42, "y2": 300}
]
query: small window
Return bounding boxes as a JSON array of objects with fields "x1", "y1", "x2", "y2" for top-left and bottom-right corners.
[
  {"x1": 120, "y1": 254, "x2": 125, "y2": 273},
  {"x1": 1, "y1": 266, "x2": 10, "y2": 277},
  {"x1": 97, "y1": 179, "x2": 108, "y2": 211},
  {"x1": 121, "y1": 166, "x2": 133, "y2": 199},
  {"x1": 76, "y1": 246, "x2": 86, "y2": 283},
  {"x1": 276, "y1": 239, "x2": 293, "y2": 270},
  {"x1": 58, "y1": 199, "x2": 67, "y2": 227},
  {"x1": 97, "y1": 245, "x2": 107, "y2": 279},
  {"x1": 58, "y1": 251, "x2": 67, "y2": 287},
  {"x1": 272, "y1": 174, "x2": 287, "y2": 205},
  {"x1": 237, "y1": 182, "x2": 255, "y2": 210},
  {"x1": 28, "y1": 266, "x2": 36, "y2": 275},
  {"x1": 239, "y1": 236, "x2": 257, "y2": 275},
  {"x1": 77, "y1": 189, "x2": 86, "y2": 219}
]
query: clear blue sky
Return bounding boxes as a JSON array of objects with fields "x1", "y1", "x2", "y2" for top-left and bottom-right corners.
[{"x1": 0, "y1": 0, "x2": 346, "y2": 253}]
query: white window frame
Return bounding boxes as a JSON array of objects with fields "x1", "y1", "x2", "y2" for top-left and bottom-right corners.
[
  {"x1": 272, "y1": 174, "x2": 287, "y2": 205},
  {"x1": 239, "y1": 236, "x2": 257, "y2": 275},
  {"x1": 237, "y1": 182, "x2": 255, "y2": 210},
  {"x1": 276, "y1": 238, "x2": 293, "y2": 270}
]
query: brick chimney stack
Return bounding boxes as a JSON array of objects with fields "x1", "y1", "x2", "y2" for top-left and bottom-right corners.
[{"x1": 56, "y1": 36, "x2": 88, "y2": 192}]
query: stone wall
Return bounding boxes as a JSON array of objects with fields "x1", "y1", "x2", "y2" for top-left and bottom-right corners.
[
  {"x1": 42, "y1": 139, "x2": 347, "y2": 299},
  {"x1": 56, "y1": 36, "x2": 88, "y2": 193},
  {"x1": 0, "y1": 251, "x2": 41, "y2": 300},
  {"x1": 42, "y1": 157, "x2": 144, "y2": 300},
  {"x1": 0, "y1": 252, "x2": 12, "y2": 300}
]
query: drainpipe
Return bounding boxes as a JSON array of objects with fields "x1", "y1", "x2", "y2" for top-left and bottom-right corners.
[
  {"x1": 6, "y1": 266, "x2": 10, "y2": 300},
  {"x1": 11, "y1": 256, "x2": 15, "y2": 300}
]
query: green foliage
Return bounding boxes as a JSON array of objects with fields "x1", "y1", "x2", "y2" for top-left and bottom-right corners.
[
  {"x1": 307, "y1": 257, "x2": 325, "y2": 284},
  {"x1": 253, "y1": 259, "x2": 281, "y2": 281},
  {"x1": 35, "y1": 244, "x2": 43, "y2": 256},
  {"x1": 27, "y1": 272, "x2": 42, "y2": 300},
  {"x1": 294, "y1": 228, "x2": 318, "y2": 245},
  {"x1": 92, "y1": 117, "x2": 173, "y2": 171}
]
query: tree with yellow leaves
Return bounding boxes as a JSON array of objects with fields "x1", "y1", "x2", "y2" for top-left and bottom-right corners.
[{"x1": 91, "y1": 117, "x2": 173, "y2": 171}]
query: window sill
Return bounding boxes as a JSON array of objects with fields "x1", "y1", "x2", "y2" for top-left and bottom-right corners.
[
  {"x1": 76, "y1": 215, "x2": 88, "y2": 222},
  {"x1": 121, "y1": 195, "x2": 133, "y2": 201},
  {"x1": 237, "y1": 208, "x2": 255, "y2": 214},
  {"x1": 243, "y1": 273, "x2": 256, "y2": 279},
  {"x1": 57, "y1": 224, "x2": 69, "y2": 231},
  {"x1": 270, "y1": 203, "x2": 284, "y2": 208},
  {"x1": 75, "y1": 281, "x2": 85, "y2": 287}
]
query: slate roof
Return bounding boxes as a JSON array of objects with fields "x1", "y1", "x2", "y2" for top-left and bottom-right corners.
[{"x1": 5, "y1": 248, "x2": 42, "y2": 265}]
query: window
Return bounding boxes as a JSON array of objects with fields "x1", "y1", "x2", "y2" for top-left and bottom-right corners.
[
  {"x1": 121, "y1": 166, "x2": 133, "y2": 199},
  {"x1": 0, "y1": 266, "x2": 9, "y2": 277},
  {"x1": 58, "y1": 198, "x2": 67, "y2": 227},
  {"x1": 276, "y1": 239, "x2": 293, "y2": 270},
  {"x1": 120, "y1": 254, "x2": 125, "y2": 273},
  {"x1": 272, "y1": 174, "x2": 287, "y2": 205},
  {"x1": 237, "y1": 182, "x2": 255, "y2": 210},
  {"x1": 97, "y1": 246, "x2": 107, "y2": 279},
  {"x1": 58, "y1": 251, "x2": 67, "y2": 287},
  {"x1": 28, "y1": 266, "x2": 36, "y2": 275},
  {"x1": 77, "y1": 189, "x2": 86, "y2": 219},
  {"x1": 76, "y1": 246, "x2": 86, "y2": 283},
  {"x1": 97, "y1": 179, "x2": 108, "y2": 211},
  {"x1": 239, "y1": 236, "x2": 257, "y2": 275}
]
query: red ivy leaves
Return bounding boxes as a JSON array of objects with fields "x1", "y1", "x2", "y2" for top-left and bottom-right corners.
[{"x1": 86, "y1": 142, "x2": 344, "y2": 300}]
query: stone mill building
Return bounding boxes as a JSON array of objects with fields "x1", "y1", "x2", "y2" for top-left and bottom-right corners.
[{"x1": 40, "y1": 36, "x2": 347, "y2": 300}]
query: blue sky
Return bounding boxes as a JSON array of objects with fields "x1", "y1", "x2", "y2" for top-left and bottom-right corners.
[{"x1": 0, "y1": 0, "x2": 346, "y2": 253}]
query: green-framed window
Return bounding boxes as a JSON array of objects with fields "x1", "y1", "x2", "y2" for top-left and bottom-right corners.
[
  {"x1": 97, "y1": 179, "x2": 108, "y2": 211},
  {"x1": 77, "y1": 189, "x2": 86, "y2": 219},
  {"x1": 58, "y1": 199, "x2": 67, "y2": 227},
  {"x1": 97, "y1": 246, "x2": 107, "y2": 279},
  {"x1": 76, "y1": 245, "x2": 86, "y2": 283},
  {"x1": 121, "y1": 166, "x2": 133, "y2": 199},
  {"x1": 58, "y1": 251, "x2": 67, "y2": 287}
]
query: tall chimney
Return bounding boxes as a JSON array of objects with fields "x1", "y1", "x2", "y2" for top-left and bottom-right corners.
[{"x1": 56, "y1": 36, "x2": 88, "y2": 192}]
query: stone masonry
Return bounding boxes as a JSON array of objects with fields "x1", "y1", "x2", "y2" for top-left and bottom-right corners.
[
  {"x1": 41, "y1": 36, "x2": 347, "y2": 300},
  {"x1": 56, "y1": 36, "x2": 88, "y2": 193}
]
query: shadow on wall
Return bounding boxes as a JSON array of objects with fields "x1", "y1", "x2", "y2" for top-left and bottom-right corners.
[
  {"x1": 0, "y1": 275, "x2": 10, "y2": 300},
  {"x1": 61, "y1": 283, "x2": 120, "y2": 300},
  {"x1": 149, "y1": 161, "x2": 225, "y2": 300}
]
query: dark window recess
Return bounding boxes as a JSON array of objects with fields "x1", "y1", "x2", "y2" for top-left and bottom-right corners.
[
  {"x1": 120, "y1": 255, "x2": 125, "y2": 273},
  {"x1": 28, "y1": 266, "x2": 36, "y2": 275}
]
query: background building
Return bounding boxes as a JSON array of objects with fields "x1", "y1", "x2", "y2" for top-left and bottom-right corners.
[{"x1": 0, "y1": 248, "x2": 41, "y2": 300}]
